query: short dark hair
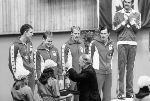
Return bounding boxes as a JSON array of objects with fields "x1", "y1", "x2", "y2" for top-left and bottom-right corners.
[
  {"x1": 39, "y1": 68, "x2": 55, "y2": 85},
  {"x1": 99, "y1": 26, "x2": 110, "y2": 33},
  {"x1": 43, "y1": 31, "x2": 53, "y2": 40},
  {"x1": 20, "y1": 24, "x2": 33, "y2": 35},
  {"x1": 71, "y1": 26, "x2": 80, "y2": 33}
]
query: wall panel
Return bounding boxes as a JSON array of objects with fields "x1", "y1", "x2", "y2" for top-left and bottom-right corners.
[{"x1": 0, "y1": 0, "x2": 97, "y2": 35}]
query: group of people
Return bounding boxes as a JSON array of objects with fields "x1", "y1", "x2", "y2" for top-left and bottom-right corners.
[{"x1": 8, "y1": 0, "x2": 150, "y2": 101}]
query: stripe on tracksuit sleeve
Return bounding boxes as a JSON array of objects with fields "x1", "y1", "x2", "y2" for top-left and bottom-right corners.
[
  {"x1": 93, "y1": 46, "x2": 99, "y2": 70},
  {"x1": 89, "y1": 41, "x2": 95, "y2": 58},
  {"x1": 34, "y1": 50, "x2": 42, "y2": 79},
  {"x1": 61, "y1": 44, "x2": 72, "y2": 71},
  {"x1": 9, "y1": 45, "x2": 16, "y2": 76},
  {"x1": 33, "y1": 51, "x2": 38, "y2": 80},
  {"x1": 89, "y1": 41, "x2": 99, "y2": 70},
  {"x1": 61, "y1": 44, "x2": 67, "y2": 71},
  {"x1": 67, "y1": 49, "x2": 72, "y2": 68}
]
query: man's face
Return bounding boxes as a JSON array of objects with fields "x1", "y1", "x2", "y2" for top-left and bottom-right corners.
[
  {"x1": 71, "y1": 29, "x2": 80, "y2": 42},
  {"x1": 123, "y1": 0, "x2": 132, "y2": 10},
  {"x1": 99, "y1": 28, "x2": 110, "y2": 42},
  {"x1": 43, "y1": 37, "x2": 53, "y2": 48},
  {"x1": 25, "y1": 28, "x2": 33, "y2": 41}
]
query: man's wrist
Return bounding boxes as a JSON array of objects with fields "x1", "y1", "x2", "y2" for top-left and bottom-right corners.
[{"x1": 121, "y1": 21, "x2": 126, "y2": 26}]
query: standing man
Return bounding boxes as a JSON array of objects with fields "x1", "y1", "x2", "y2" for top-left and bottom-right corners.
[
  {"x1": 34, "y1": 31, "x2": 62, "y2": 80},
  {"x1": 66, "y1": 54, "x2": 101, "y2": 101},
  {"x1": 61, "y1": 26, "x2": 85, "y2": 101},
  {"x1": 9, "y1": 24, "x2": 35, "y2": 92},
  {"x1": 89, "y1": 26, "x2": 114, "y2": 101},
  {"x1": 113, "y1": 0, "x2": 141, "y2": 99}
]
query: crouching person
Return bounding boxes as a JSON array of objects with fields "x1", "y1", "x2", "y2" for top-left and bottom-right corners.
[
  {"x1": 37, "y1": 59, "x2": 60, "y2": 101},
  {"x1": 133, "y1": 76, "x2": 150, "y2": 101},
  {"x1": 11, "y1": 75, "x2": 35, "y2": 101},
  {"x1": 66, "y1": 54, "x2": 101, "y2": 101}
]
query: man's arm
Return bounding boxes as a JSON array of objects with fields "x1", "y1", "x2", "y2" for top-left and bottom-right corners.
[
  {"x1": 129, "y1": 12, "x2": 141, "y2": 33},
  {"x1": 89, "y1": 41, "x2": 99, "y2": 70},
  {"x1": 9, "y1": 44, "x2": 18, "y2": 80},
  {"x1": 34, "y1": 51, "x2": 42, "y2": 79},
  {"x1": 56, "y1": 49, "x2": 63, "y2": 76},
  {"x1": 61, "y1": 44, "x2": 70, "y2": 72},
  {"x1": 89, "y1": 41, "x2": 95, "y2": 62},
  {"x1": 25, "y1": 86, "x2": 35, "y2": 101},
  {"x1": 68, "y1": 68, "x2": 89, "y2": 82},
  {"x1": 113, "y1": 12, "x2": 127, "y2": 33}
]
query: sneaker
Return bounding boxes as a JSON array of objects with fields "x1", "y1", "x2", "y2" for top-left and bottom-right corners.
[
  {"x1": 117, "y1": 94, "x2": 125, "y2": 100},
  {"x1": 126, "y1": 94, "x2": 134, "y2": 98}
]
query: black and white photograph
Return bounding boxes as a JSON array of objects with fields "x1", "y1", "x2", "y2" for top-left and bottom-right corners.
[{"x1": 0, "y1": 0, "x2": 150, "y2": 101}]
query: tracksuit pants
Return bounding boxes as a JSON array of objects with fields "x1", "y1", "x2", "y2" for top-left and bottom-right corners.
[
  {"x1": 96, "y1": 73, "x2": 112, "y2": 101},
  {"x1": 118, "y1": 44, "x2": 137, "y2": 96}
]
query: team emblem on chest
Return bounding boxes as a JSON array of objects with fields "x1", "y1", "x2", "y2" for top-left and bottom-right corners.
[
  {"x1": 52, "y1": 51, "x2": 56, "y2": 56},
  {"x1": 108, "y1": 44, "x2": 113, "y2": 50},
  {"x1": 24, "y1": 55, "x2": 28, "y2": 60}
]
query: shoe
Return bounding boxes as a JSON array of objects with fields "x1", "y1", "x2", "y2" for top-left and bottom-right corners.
[
  {"x1": 117, "y1": 94, "x2": 125, "y2": 100},
  {"x1": 126, "y1": 94, "x2": 134, "y2": 98}
]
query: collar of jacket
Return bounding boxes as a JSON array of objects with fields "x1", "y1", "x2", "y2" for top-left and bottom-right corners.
[
  {"x1": 67, "y1": 38, "x2": 83, "y2": 45},
  {"x1": 37, "y1": 42, "x2": 54, "y2": 51},
  {"x1": 94, "y1": 37, "x2": 113, "y2": 46},
  {"x1": 121, "y1": 8, "x2": 136, "y2": 14},
  {"x1": 14, "y1": 37, "x2": 31, "y2": 45}
]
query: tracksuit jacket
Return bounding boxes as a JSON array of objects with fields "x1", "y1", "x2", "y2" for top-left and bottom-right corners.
[
  {"x1": 34, "y1": 43, "x2": 62, "y2": 79},
  {"x1": 89, "y1": 37, "x2": 114, "y2": 74},
  {"x1": 113, "y1": 8, "x2": 141, "y2": 44},
  {"x1": 61, "y1": 38, "x2": 85, "y2": 73},
  {"x1": 8, "y1": 38, "x2": 34, "y2": 80}
]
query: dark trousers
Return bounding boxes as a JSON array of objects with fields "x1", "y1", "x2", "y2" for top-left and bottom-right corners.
[{"x1": 118, "y1": 44, "x2": 137, "y2": 96}]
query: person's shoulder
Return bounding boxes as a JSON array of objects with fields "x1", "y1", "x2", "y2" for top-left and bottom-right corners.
[
  {"x1": 114, "y1": 9, "x2": 124, "y2": 15},
  {"x1": 90, "y1": 38, "x2": 97, "y2": 44},
  {"x1": 62, "y1": 41, "x2": 69, "y2": 47},
  {"x1": 131, "y1": 9, "x2": 141, "y2": 16},
  {"x1": 9, "y1": 39, "x2": 21, "y2": 50},
  {"x1": 37, "y1": 43, "x2": 45, "y2": 50},
  {"x1": 52, "y1": 45, "x2": 59, "y2": 51},
  {"x1": 84, "y1": 65, "x2": 95, "y2": 73}
]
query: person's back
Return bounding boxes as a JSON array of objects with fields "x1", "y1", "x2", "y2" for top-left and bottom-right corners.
[{"x1": 11, "y1": 79, "x2": 34, "y2": 101}]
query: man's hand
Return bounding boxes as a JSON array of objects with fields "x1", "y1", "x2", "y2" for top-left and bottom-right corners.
[
  {"x1": 124, "y1": 14, "x2": 129, "y2": 21},
  {"x1": 65, "y1": 62, "x2": 72, "y2": 70},
  {"x1": 121, "y1": 14, "x2": 129, "y2": 26},
  {"x1": 62, "y1": 70, "x2": 66, "y2": 76},
  {"x1": 130, "y1": 18, "x2": 136, "y2": 25}
]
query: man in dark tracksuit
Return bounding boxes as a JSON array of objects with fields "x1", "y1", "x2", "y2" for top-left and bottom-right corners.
[
  {"x1": 9, "y1": 24, "x2": 35, "y2": 92},
  {"x1": 61, "y1": 26, "x2": 85, "y2": 101},
  {"x1": 113, "y1": 0, "x2": 141, "y2": 99},
  {"x1": 89, "y1": 27, "x2": 114, "y2": 101}
]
